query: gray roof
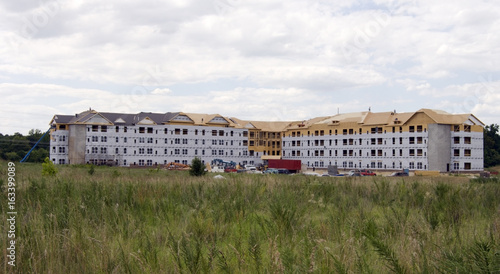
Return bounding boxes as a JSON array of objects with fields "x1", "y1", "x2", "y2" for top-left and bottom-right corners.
[{"x1": 53, "y1": 110, "x2": 181, "y2": 126}]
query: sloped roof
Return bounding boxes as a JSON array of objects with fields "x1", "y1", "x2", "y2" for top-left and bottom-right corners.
[
  {"x1": 50, "y1": 108, "x2": 484, "y2": 130},
  {"x1": 413, "y1": 109, "x2": 484, "y2": 126}
]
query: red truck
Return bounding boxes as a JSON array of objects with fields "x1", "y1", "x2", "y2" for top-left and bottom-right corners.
[{"x1": 267, "y1": 159, "x2": 301, "y2": 173}]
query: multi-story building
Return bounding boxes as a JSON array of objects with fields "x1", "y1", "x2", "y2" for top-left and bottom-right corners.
[{"x1": 49, "y1": 108, "x2": 484, "y2": 172}]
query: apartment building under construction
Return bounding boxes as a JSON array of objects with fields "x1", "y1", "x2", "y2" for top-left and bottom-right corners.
[{"x1": 49, "y1": 108, "x2": 484, "y2": 172}]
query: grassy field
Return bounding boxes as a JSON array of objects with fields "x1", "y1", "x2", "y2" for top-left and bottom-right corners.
[{"x1": 1, "y1": 161, "x2": 500, "y2": 273}]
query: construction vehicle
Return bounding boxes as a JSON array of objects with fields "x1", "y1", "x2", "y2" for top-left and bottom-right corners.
[
  {"x1": 211, "y1": 159, "x2": 238, "y2": 173},
  {"x1": 164, "y1": 162, "x2": 190, "y2": 171}
]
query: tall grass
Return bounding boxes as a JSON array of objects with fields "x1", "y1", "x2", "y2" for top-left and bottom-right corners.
[{"x1": 1, "y1": 161, "x2": 500, "y2": 273}]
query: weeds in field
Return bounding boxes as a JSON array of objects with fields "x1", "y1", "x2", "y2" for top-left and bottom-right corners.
[{"x1": 1, "y1": 161, "x2": 500, "y2": 273}]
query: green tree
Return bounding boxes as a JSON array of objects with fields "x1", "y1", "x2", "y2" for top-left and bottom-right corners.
[
  {"x1": 5, "y1": 151, "x2": 21, "y2": 161},
  {"x1": 189, "y1": 157, "x2": 206, "y2": 176},
  {"x1": 42, "y1": 157, "x2": 58, "y2": 176},
  {"x1": 484, "y1": 124, "x2": 500, "y2": 168}
]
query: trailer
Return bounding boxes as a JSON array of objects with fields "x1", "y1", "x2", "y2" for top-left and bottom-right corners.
[{"x1": 267, "y1": 159, "x2": 301, "y2": 173}]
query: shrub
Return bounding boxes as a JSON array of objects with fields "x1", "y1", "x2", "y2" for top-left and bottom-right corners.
[
  {"x1": 189, "y1": 157, "x2": 206, "y2": 176},
  {"x1": 41, "y1": 157, "x2": 58, "y2": 176},
  {"x1": 88, "y1": 164, "x2": 95, "y2": 175}
]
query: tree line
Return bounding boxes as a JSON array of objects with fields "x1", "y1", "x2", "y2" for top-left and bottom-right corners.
[
  {"x1": 484, "y1": 124, "x2": 500, "y2": 168},
  {"x1": 0, "y1": 129, "x2": 50, "y2": 162},
  {"x1": 1, "y1": 125, "x2": 500, "y2": 167}
]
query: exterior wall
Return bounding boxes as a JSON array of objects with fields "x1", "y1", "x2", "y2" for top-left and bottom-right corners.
[
  {"x1": 450, "y1": 130, "x2": 483, "y2": 172},
  {"x1": 50, "y1": 129, "x2": 69, "y2": 164},
  {"x1": 56, "y1": 124, "x2": 262, "y2": 167},
  {"x1": 282, "y1": 130, "x2": 429, "y2": 171},
  {"x1": 427, "y1": 124, "x2": 451, "y2": 172},
  {"x1": 68, "y1": 125, "x2": 87, "y2": 165}
]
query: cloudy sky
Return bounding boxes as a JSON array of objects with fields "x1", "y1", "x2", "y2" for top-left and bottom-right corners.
[{"x1": 1, "y1": 0, "x2": 499, "y2": 134}]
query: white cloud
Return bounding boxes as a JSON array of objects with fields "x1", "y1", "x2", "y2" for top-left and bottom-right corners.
[{"x1": 0, "y1": 0, "x2": 499, "y2": 134}]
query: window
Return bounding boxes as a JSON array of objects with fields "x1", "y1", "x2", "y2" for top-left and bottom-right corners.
[
  {"x1": 115, "y1": 148, "x2": 119, "y2": 154},
  {"x1": 116, "y1": 126, "x2": 120, "y2": 133},
  {"x1": 409, "y1": 126, "x2": 414, "y2": 132},
  {"x1": 91, "y1": 147, "x2": 98, "y2": 153},
  {"x1": 147, "y1": 127, "x2": 153, "y2": 134},
  {"x1": 464, "y1": 162, "x2": 471, "y2": 170},
  {"x1": 101, "y1": 136, "x2": 107, "y2": 142},
  {"x1": 175, "y1": 149, "x2": 180, "y2": 155},
  {"x1": 139, "y1": 137, "x2": 145, "y2": 143},
  {"x1": 139, "y1": 148, "x2": 145, "y2": 154},
  {"x1": 116, "y1": 137, "x2": 119, "y2": 143},
  {"x1": 464, "y1": 125, "x2": 471, "y2": 132},
  {"x1": 409, "y1": 137, "x2": 415, "y2": 144},
  {"x1": 454, "y1": 149, "x2": 460, "y2": 157},
  {"x1": 124, "y1": 137, "x2": 127, "y2": 143},
  {"x1": 139, "y1": 160, "x2": 145, "y2": 166},
  {"x1": 377, "y1": 162, "x2": 382, "y2": 168},
  {"x1": 147, "y1": 138, "x2": 153, "y2": 143},
  {"x1": 101, "y1": 126, "x2": 107, "y2": 132},
  {"x1": 464, "y1": 149, "x2": 471, "y2": 157},
  {"x1": 92, "y1": 136, "x2": 98, "y2": 142},
  {"x1": 453, "y1": 163, "x2": 459, "y2": 170},
  {"x1": 183, "y1": 139, "x2": 188, "y2": 144},
  {"x1": 417, "y1": 149, "x2": 423, "y2": 156},
  {"x1": 147, "y1": 148, "x2": 153, "y2": 154},
  {"x1": 58, "y1": 147, "x2": 65, "y2": 153},
  {"x1": 417, "y1": 137, "x2": 423, "y2": 144},
  {"x1": 100, "y1": 147, "x2": 107, "y2": 154},
  {"x1": 454, "y1": 125, "x2": 460, "y2": 132},
  {"x1": 454, "y1": 137, "x2": 460, "y2": 144},
  {"x1": 409, "y1": 162, "x2": 415, "y2": 169},
  {"x1": 417, "y1": 162, "x2": 423, "y2": 169},
  {"x1": 409, "y1": 149, "x2": 415, "y2": 156},
  {"x1": 92, "y1": 125, "x2": 98, "y2": 132},
  {"x1": 124, "y1": 127, "x2": 127, "y2": 133},
  {"x1": 147, "y1": 160, "x2": 153, "y2": 166},
  {"x1": 218, "y1": 150, "x2": 224, "y2": 156},
  {"x1": 183, "y1": 149, "x2": 188, "y2": 155},
  {"x1": 175, "y1": 129, "x2": 181, "y2": 135},
  {"x1": 124, "y1": 148, "x2": 127, "y2": 154},
  {"x1": 183, "y1": 129, "x2": 188, "y2": 135},
  {"x1": 464, "y1": 137, "x2": 471, "y2": 144},
  {"x1": 219, "y1": 140, "x2": 224, "y2": 145},
  {"x1": 175, "y1": 139, "x2": 181, "y2": 144},
  {"x1": 139, "y1": 127, "x2": 145, "y2": 133}
]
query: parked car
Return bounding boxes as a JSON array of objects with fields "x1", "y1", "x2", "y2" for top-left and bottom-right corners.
[
  {"x1": 347, "y1": 170, "x2": 361, "y2": 176},
  {"x1": 389, "y1": 172, "x2": 409, "y2": 177},
  {"x1": 360, "y1": 169, "x2": 376, "y2": 176},
  {"x1": 276, "y1": 168, "x2": 290, "y2": 174},
  {"x1": 263, "y1": 168, "x2": 279, "y2": 174}
]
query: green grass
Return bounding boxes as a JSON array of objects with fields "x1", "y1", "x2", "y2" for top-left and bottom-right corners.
[{"x1": 1, "y1": 161, "x2": 500, "y2": 273}]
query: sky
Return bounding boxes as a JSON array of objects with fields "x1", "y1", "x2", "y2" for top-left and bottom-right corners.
[{"x1": 1, "y1": 0, "x2": 499, "y2": 135}]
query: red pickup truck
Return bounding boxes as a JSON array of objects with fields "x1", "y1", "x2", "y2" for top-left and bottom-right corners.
[{"x1": 360, "y1": 169, "x2": 376, "y2": 176}]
